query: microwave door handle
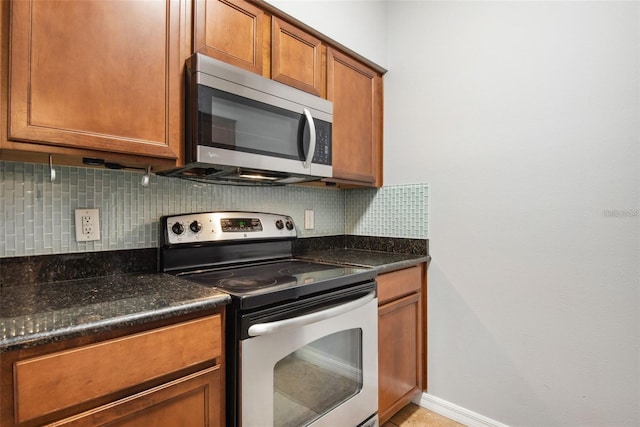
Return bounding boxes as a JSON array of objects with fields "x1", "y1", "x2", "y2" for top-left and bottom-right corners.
[
  {"x1": 302, "y1": 108, "x2": 316, "y2": 169},
  {"x1": 247, "y1": 291, "x2": 375, "y2": 337}
]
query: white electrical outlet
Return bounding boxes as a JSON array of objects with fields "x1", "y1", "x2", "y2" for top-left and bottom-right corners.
[
  {"x1": 304, "y1": 209, "x2": 315, "y2": 230},
  {"x1": 75, "y1": 209, "x2": 101, "y2": 241}
]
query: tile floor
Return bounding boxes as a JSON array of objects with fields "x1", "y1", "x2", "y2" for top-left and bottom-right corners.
[{"x1": 382, "y1": 403, "x2": 465, "y2": 427}]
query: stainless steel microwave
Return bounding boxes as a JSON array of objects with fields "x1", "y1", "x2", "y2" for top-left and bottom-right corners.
[{"x1": 160, "y1": 53, "x2": 332, "y2": 185}]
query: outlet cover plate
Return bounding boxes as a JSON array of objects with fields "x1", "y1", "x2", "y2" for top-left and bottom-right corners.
[
  {"x1": 75, "y1": 209, "x2": 101, "y2": 241},
  {"x1": 304, "y1": 209, "x2": 314, "y2": 230}
]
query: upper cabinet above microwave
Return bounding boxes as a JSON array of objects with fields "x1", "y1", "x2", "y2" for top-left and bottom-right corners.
[
  {"x1": 193, "y1": 0, "x2": 385, "y2": 187},
  {"x1": 271, "y1": 17, "x2": 324, "y2": 98},
  {"x1": 1, "y1": 0, "x2": 189, "y2": 171},
  {"x1": 193, "y1": 0, "x2": 269, "y2": 77},
  {"x1": 193, "y1": 0, "x2": 325, "y2": 97}
]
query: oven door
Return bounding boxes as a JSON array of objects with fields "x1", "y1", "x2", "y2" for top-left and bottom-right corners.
[{"x1": 240, "y1": 289, "x2": 378, "y2": 427}]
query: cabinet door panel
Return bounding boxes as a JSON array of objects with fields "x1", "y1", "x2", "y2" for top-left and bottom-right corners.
[
  {"x1": 378, "y1": 293, "x2": 421, "y2": 423},
  {"x1": 194, "y1": 0, "x2": 267, "y2": 75},
  {"x1": 272, "y1": 17, "x2": 323, "y2": 96},
  {"x1": 8, "y1": 0, "x2": 185, "y2": 159},
  {"x1": 50, "y1": 367, "x2": 222, "y2": 427},
  {"x1": 14, "y1": 315, "x2": 221, "y2": 423},
  {"x1": 327, "y1": 48, "x2": 382, "y2": 187},
  {"x1": 377, "y1": 265, "x2": 422, "y2": 305}
]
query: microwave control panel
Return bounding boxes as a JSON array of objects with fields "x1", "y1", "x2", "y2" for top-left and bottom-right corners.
[{"x1": 312, "y1": 121, "x2": 332, "y2": 166}]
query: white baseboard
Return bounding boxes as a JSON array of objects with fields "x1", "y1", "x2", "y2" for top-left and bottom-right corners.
[{"x1": 414, "y1": 392, "x2": 509, "y2": 427}]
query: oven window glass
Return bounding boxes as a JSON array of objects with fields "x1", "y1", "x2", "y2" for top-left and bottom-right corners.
[{"x1": 273, "y1": 329, "x2": 363, "y2": 427}]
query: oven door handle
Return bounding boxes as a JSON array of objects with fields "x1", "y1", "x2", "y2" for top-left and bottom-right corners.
[{"x1": 247, "y1": 291, "x2": 375, "y2": 337}]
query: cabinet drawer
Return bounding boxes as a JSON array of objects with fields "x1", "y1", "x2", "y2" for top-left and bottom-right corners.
[
  {"x1": 377, "y1": 265, "x2": 422, "y2": 305},
  {"x1": 48, "y1": 366, "x2": 222, "y2": 427},
  {"x1": 14, "y1": 315, "x2": 221, "y2": 423}
]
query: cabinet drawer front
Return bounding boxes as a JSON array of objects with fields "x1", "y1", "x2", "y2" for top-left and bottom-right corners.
[
  {"x1": 14, "y1": 315, "x2": 221, "y2": 423},
  {"x1": 377, "y1": 265, "x2": 422, "y2": 305},
  {"x1": 48, "y1": 367, "x2": 222, "y2": 427}
]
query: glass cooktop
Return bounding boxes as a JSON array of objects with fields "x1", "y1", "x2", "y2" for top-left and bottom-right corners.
[{"x1": 180, "y1": 260, "x2": 376, "y2": 310}]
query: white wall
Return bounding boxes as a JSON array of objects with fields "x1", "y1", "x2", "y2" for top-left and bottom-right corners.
[
  {"x1": 268, "y1": 1, "x2": 640, "y2": 425},
  {"x1": 385, "y1": 1, "x2": 639, "y2": 426}
]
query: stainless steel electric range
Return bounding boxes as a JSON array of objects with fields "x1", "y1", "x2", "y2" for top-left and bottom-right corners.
[{"x1": 160, "y1": 211, "x2": 379, "y2": 427}]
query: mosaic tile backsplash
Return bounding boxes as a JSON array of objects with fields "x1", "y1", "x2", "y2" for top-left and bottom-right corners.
[
  {"x1": 346, "y1": 184, "x2": 429, "y2": 238},
  {"x1": 0, "y1": 161, "x2": 428, "y2": 258}
]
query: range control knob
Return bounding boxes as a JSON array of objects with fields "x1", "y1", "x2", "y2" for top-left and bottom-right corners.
[
  {"x1": 285, "y1": 220, "x2": 294, "y2": 230},
  {"x1": 275, "y1": 219, "x2": 284, "y2": 230},
  {"x1": 171, "y1": 222, "x2": 185, "y2": 235},
  {"x1": 189, "y1": 221, "x2": 202, "y2": 233}
]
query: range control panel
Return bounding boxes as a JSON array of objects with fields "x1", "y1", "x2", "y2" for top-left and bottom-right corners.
[{"x1": 162, "y1": 211, "x2": 296, "y2": 245}]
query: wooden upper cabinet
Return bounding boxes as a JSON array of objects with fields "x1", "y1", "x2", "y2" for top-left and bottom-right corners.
[
  {"x1": 194, "y1": 0, "x2": 269, "y2": 76},
  {"x1": 327, "y1": 48, "x2": 383, "y2": 187},
  {"x1": 271, "y1": 17, "x2": 324, "y2": 96},
  {"x1": 8, "y1": 0, "x2": 186, "y2": 162}
]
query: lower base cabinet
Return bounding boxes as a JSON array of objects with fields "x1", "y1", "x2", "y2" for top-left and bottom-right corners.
[
  {"x1": 50, "y1": 367, "x2": 221, "y2": 427},
  {"x1": 377, "y1": 265, "x2": 425, "y2": 424},
  {"x1": 0, "y1": 311, "x2": 224, "y2": 427}
]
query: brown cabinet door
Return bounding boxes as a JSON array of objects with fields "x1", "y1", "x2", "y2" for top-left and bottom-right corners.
[
  {"x1": 194, "y1": 0, "x2": 268, "y2": 76},
  {"x1": 8, "y1": 0, "x2": 186, "y2": 161},
  {"x1": 378, "y1": 292, "x2": 422, "y2": 424},
  {"x1": 50, "y1": 367, "x2": 223, "y2": 427},
  {"x1": 13, "y1": 315, "x2": 221, "y2": 424},
  {"x1": 327, "y1": 48, "x2": 383, "y2": 187},
  {"x1": 271, "y1": 17, "x2": 324, "y2": 96}
]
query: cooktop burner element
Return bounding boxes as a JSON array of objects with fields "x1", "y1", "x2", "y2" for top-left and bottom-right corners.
[
  {"x1": 180, "y1": 260, "x2": 373, "y2": 309},
  {"x1": 217, "y1": 277, "x2": 280, "y2": 290}
]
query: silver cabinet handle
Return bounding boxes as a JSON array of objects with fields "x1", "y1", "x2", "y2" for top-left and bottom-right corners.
[
  {"x1": 302, "y1": 108, "x2": 316, "y2": 169},
  {"x1": 247, "y1": 292, "x2": 375, "y2": 337}
]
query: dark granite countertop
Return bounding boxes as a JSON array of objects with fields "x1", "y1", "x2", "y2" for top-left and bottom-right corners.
[
  {"x1": 0, "y1": 237, "x2": 428, "y2": 353},
  {"x1": 0, "y1": 273, "x2": 230, "y2": 353},
  {"x1": 299, "y1": 249, "x2": 429, "y2": 274}
]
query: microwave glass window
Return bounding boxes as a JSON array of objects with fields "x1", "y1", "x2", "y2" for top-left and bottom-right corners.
[
  {"x1": 273, "y1": 328, "x2": 363, "y2": 427},
  {"x1": 198, "y1": 86, "x2": 311, "y2": 161}
]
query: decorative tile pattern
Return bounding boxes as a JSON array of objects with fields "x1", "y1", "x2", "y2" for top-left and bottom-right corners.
[
  {"x1": 0, "y1": 161, "x2": 428, "y2": 258},
  {"x1": 0, "y1": 161, "x2": 344, "y2": 258},
  {"x1": 345, "y1": 183, "x2": 428, "y2": 239}
]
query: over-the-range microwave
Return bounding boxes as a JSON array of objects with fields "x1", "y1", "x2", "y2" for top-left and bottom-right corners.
[{"x1": 160, "y1": 53, "x2": 332, "y2": 185}]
